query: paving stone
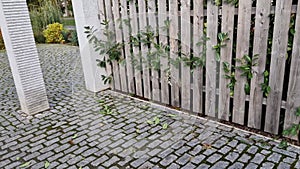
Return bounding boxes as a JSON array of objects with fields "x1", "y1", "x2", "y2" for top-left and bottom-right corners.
[
  {"x1": 295, "y1": 160, "x2": 300, "y2": 169},
  {"x1": 206, "y1": 153, "x2": 222, "y2": 164},
  {"x1": 102, "y1": 156, "x2": 121, "y2": 167},
  {"x1": 283, "y1": 157, "x2": 296, "y2": 164},
  {"x1": 160, "y1": 154, "x2": 178, "y2": 166},
  {"x1": 189, "y1": 145, "x2": 203, "y2": 156},
  {"x1": 245, "y1": 163, "x2": 259, "y2": 169},
  {"x1": 247, "y1": 146, "x2": 258, "y2": 154},
  {"x1": 37, "y1": 151, "x2": 55, "y2": 161},
  {"x1": 130, "y1": 155, "x2": 150, "y2": 168},
  {"x1": 175, "y1": 146, "x2": 191, "y2": 155},
  {"x1": 176, "y1": 153, "x2": 192, "y2": 166},
  {"x1": 167, "y1": 163, "x2": 180, "y2": 169},
  {"x1": 267, "y1": 153, "x2": 282, "y2": 163},
  {"x1": 190, "y1": 155, "x2": 205, "y2": 165},
  {"x1": 210, "y1": 161, "x2": 229, "y2": 169},
  {"x1": 251, "y1": 153, "x2": 265, "y2": 164},
  {"x1": 91, "y1": 155, "x2": 109, "y2": 167},
  {"x1": 238, "y1": 154, "x2": 251, "y2": 163},
  {"x1": 228, "y1": 162, "x2": 244, "y2": 169},
  {"x1": 225, "y1": 152, "x2": 239, "y2": 163},
  {"x1": 261, "y1": 162, "x2": 275, "y2": 169},
  {"x1": 182, "y1": 163, "x2": 196, "y2": 169},
  {"x1": 196, "y1": 164, "x2": 210, "y2": 169},
  {"x1": 218, "y1": 146, "x2": 231, "y2": 154}
]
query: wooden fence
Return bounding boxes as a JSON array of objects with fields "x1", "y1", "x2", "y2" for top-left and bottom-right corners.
[{"x1": 95, "y1": 0, "x2": 300, "y2": 137}]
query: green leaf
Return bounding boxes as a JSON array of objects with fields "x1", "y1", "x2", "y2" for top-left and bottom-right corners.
[
  {"x1": 162, "y1": 123, "x2": 168, "y2": 129},
  {"x1": 72, "y1": 134, "x2": 78, "y2": 139},
  {"x1": 20, "y1": 161, "x2": 31, "y2": 168},
  {"x1": 296, "y1": 107, "x2": 300, "y2": 117},
  {"x1": 166, "y1": 114, "x2": 177, "y2": 118},
  {"x1": 44, "y1": 161, "x2": 50, "y2": 168},
  {"x1": 279, "y1": 140, "x2": 288, "y2": 149},
  {"x1": 147, "y1": 120, "x2": 154, "y2": 125},
  {"x1": 154, "y1": 117, "x2": 160, "y2": 125}
]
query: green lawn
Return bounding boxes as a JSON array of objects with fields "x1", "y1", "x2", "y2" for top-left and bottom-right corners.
[{"x1": 62, "y1": 18, "x2": 76, "y2": 26}]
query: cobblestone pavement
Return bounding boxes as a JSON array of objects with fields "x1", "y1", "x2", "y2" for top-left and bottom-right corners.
[{"x1": 0, "y1": 45, "x2": 300, "y2": 169}]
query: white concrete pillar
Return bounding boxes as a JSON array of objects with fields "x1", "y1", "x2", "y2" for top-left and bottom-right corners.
[
  {"x1": 72, "y1": 0, "x2": 108, "y2": 92},
  {"x1": 0, "y1": 0, "x2": 49, "y2": 114}
]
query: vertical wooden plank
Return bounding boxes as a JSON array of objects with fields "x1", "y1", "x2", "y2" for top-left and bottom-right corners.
[
  {"x1": 120, "y1": 0, "x2": 135, "y2": 94},
  {"x1": 138, "y1": 0, "x2": 151, "y2": 99},
  {"x1": 284, "y1": 0, "x2": 300, "y2": 140},
  {"x1": 112, "y1": 0, "x2": 128, "y2": 92},
  {"x1": 98, "y1": 0, "x2": 114, "y2": 89},
  {"x1": 265, "y1": 0, "x2": 292, "y2": 134},
  {"x1": 148, "y1": 0, "x2": 160, "y2": 102},
  {"x1": 232, "y1": 0, "x2": 252, "y2": 125},
  {"x1": 129, "y1": 0, "x2": 143, "y2": 97},
  {"x1": 192, "y1": 0, "x2": 204, "y2": 113},
  {"x1": 248, "y1": 0, "x2": 271, "y2": 129},
  {"x1": 206, "y1": 0, "x2": 218, "y2": 117},
  {"x1": 181, "y1": 0, "x2": 191, "y2": 111},
  {"x1": 169, "y1": 0, "x2": 180, "y2": 107},
  {"x1": 158, "y1": 0, "x2": 169, "y2": 105},
  {"x1": 218, "y1": 2, "x2": 235, "y2": 121},
  {"x1": 104, "y1": 0, "x2": 120, "y2": 90}
]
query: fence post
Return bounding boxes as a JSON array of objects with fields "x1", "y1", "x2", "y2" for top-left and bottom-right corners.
[
  {"x1": 0, "y1": 0, "x2": 49, "y2": 115},
  {"x1": 72, "y1": 0, "x2": 108, "y2": 92}
]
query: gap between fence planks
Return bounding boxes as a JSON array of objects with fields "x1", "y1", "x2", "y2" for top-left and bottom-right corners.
[
  {"x1": 265, "y1": 0, "x2": 293, "y2": 135},
  {"x1": 248, "y1": 0, "x2": 271, "y2": 130}
]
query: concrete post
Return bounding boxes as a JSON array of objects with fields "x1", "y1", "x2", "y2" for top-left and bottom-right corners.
[
  {"x1": 72, "y1": 0, "x2": 108, "y2": 92},
  {"x1": 0, "y1": 0, "x2": 49, "y2": 114}
]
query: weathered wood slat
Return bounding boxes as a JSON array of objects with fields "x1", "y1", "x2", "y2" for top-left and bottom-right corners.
[
  {"x1": 120, "y1": 0, "x2": 135, "y2": 94},
  {"x1": 104, "y1": 0, "x2": 119, "y2": 90},
  {"x1": 284, "y1": 0, "x2": 300, "y2": 140},
  {"x1": 205, "y1": 0, "x2": 218, "y2": 117},
  {"x1": 218, "y1": 2, "x2": 235, "y2": 121},
  {"x1": 158, "y1": 0, "x2": 169, "y2": 105},
  {"x1": 138, "y1": 0, "x2": 151, "y2": 99},
  {"x1": 175, "y1": 5, "x2": 298, "y2": 17},
  {"x1": 148, "y1": 0, "x2": 160, "y2": 102},
  {"x1": 265, "y1": 0, "x2": 293, "y2": 134},
  {"x1": 169, "y1": 0, "x2": 180, "y2": 107},
  {"x1": 180, "y1": 0, "x2": 191, "y2": 111},
  {"x1": 248, "y1": 0, "x2": 271, "y2": 129},
  {"x1": 192, "y1": 0, "x2": 204, "y2": 114},
  {"x1": 112, "y1": 0, "x2": 127, "y2": 92},
  {"x1": 129, "y1": 0, "x2": 143, "y2": 96},
  {"x1": 233, "y1": 0, "x2": 252, "y2": 125}
]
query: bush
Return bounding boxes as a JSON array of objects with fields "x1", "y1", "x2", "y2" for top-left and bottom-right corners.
[
  {"x1": 0, "y1": 30, "x2": 5, "y2": 50},
  {"x1": 29, "y1": 0, "x2": 62, "y2": 43},
  {"x1": 70, "y1": 30, "x2": 79, "y2": 46},
  {"x1": 43, "y1": 23, "x2": 64, "y2": 43}
]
